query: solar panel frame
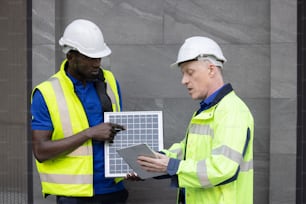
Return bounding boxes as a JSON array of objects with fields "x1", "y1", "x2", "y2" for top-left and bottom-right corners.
[{"x1": 104, "y1": 111, "x2": 163, "y2": 177}]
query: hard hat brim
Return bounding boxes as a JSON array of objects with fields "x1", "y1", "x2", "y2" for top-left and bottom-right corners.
[
  {"x1": 80, "y1": 46, "x2": 111, "y2": 58},
  {"x1": 59, "y1": 37, "x2": 112, "y2": 58},
  {"x1": 170, "y1": 61, "x2": 179, "y2": 68}
]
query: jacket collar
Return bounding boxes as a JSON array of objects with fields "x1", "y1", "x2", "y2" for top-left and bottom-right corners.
[
  {"x1": 213, "y1": 83, "x2": 233, "y2": 103},
  {"x1": 197, "y1": 84, "x2": 233, "y2": 114}
]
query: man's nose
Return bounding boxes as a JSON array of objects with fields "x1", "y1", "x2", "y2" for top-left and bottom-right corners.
[{"x1": 181, "y1": 74, "x2": 188, "y2": 85}]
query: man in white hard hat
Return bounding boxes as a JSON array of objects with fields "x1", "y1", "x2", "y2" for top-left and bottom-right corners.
[
  {"x1": 134, "y1": 36, "x2": 254, "y2": 204},
  {"x1": 31, "y1": 19, "x2": 128, "y2": 204}
]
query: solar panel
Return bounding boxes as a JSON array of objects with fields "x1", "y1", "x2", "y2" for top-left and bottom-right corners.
[{"x1": 104, "y1": 111, "x2": 163, "y2": 178}]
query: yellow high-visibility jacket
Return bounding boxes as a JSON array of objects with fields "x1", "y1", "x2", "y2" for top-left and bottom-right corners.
[
  {"x1": 32, "y1": 60, "x2": 121, "y2": 197},
  {"x1": 163, "y1": 84, "x2": 254, "y2": 204}
]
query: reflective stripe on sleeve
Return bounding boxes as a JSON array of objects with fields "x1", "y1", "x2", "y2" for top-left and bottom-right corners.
[
  {"x1": 212, "y1": 145, "x2": 242, "y2": 164},
  {"x1": 240, "y1": 160, "x2": 253, "y2": 171},
  {"x1": 196, "y1": 156, "x2": 253, "y2": 187},
  {"x1": 212, "y1": 146, "x2": 253, "y2": 171},
  {"x1": 197, "y1": 160, "x2": 213, "y2": 187},
  {"x1": 169, "y1": 148, "x2": 184, "y2": 160},
  {"x1": 212, "y1": 145, "x2": 253, "y2": 171},
  {"x1": 196, "y1": 145, "x2": 252, "y2": 187}
]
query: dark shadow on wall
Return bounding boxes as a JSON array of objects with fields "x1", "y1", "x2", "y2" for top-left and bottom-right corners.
[{"x1": 297, "y1": 0, "x2": 306, "y2": 203}]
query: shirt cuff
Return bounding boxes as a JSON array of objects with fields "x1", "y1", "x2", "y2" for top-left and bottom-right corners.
[{"x1": 167, "y1": 158, "x2": 181, "y2": 176}]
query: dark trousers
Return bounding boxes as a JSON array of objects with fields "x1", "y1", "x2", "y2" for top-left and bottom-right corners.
[{"x1": 56, "y1": 189, "x2": 128, "y2": 204}]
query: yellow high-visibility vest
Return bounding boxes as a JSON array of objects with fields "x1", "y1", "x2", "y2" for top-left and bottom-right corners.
[
  {"x1": 32, "y1": 60, "x2": 121, "y2": 197},
  {"x1": 163, "y1": 87, "x2": 254, "y2": 204}
]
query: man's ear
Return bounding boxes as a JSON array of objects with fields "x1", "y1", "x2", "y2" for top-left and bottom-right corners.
[
  {"x1": 208, "y1": 64, "x2": 215, "y2": 76},
  {"x1": 66, "y1": 52, "x2": 73, "y2": 60}
]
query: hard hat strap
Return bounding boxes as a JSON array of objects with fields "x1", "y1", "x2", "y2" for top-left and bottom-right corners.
[
  {"x1": 196, "y1": 54, "x2": 223, "y2": 68},
  {"x1": 62, "y1": 45, "x2": 78, "y2": 54}
]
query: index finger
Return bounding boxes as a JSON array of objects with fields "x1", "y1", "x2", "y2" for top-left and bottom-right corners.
[{"x1": 111, "y1": 123, "x2": 126, "y2": 131}]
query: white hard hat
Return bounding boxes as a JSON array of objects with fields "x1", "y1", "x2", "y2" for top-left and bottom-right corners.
[
  {"x1": 171, "y1": 36, "x2": 227, "y2": 68},
  {"x1": 59, "y1": 19, "x2": 111, "y2": 58}
]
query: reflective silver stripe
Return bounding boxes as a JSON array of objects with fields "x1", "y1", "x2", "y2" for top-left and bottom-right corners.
[
  {"x1": 189, "y1": 124, "x2": 214, "y2": 138},
  {"x1": 240, "y1": 160, "x2": 253, "y2": 171},
  {"x1": 197, "y1": 146, "x2": 252, "y2": 187},
  {"x1": 212, "y1": 146, "x2": 253, "y2": 171},
  {"x1": 212, "y1": 145, "x2": 242, "y2": 164},
  {"x1": 40, "y1": 173, "x2": 92, "y2": 184},
  {"x1": 49, "y1": 78, "x2": 91, "y2": 157},
  {"x1": 49, "y1": 77, "x2": 73, "y2": 138},
  {"x1": 68, "y1": 145, "x2": 92, "y2": 156},
  {"x1": 106, "y1": 83, "x2": 118, "y2": 112},
  {"x1": 169, "y1": 148, "x2": 183, "y2": 160},
  {"x1": 197, "y1": 160, "x2": 213, "y2": 187}
]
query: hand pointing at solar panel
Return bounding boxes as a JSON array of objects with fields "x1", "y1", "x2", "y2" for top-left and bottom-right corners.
[{"x1": 83, "y1": 122, "x2": 125, "y2": 142}]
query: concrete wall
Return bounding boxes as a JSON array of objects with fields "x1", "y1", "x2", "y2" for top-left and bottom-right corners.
[
  {"x1": 0, "y1": 0, "x2": 31, "y2": 203},
  {"x1": 270, "y1": 1, "x2": 297, "y2": 203},
  {"x1": 32, "y1": 0, "x2": 297, "y2": 203},
  {"x1": 269, "y1": 0, "x2": 297, "y2": 204}
]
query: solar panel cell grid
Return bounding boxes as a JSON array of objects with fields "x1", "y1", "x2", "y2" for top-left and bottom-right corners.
[{"x1": 104, "y1": 111, "x2": 163, "y2": 177}]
